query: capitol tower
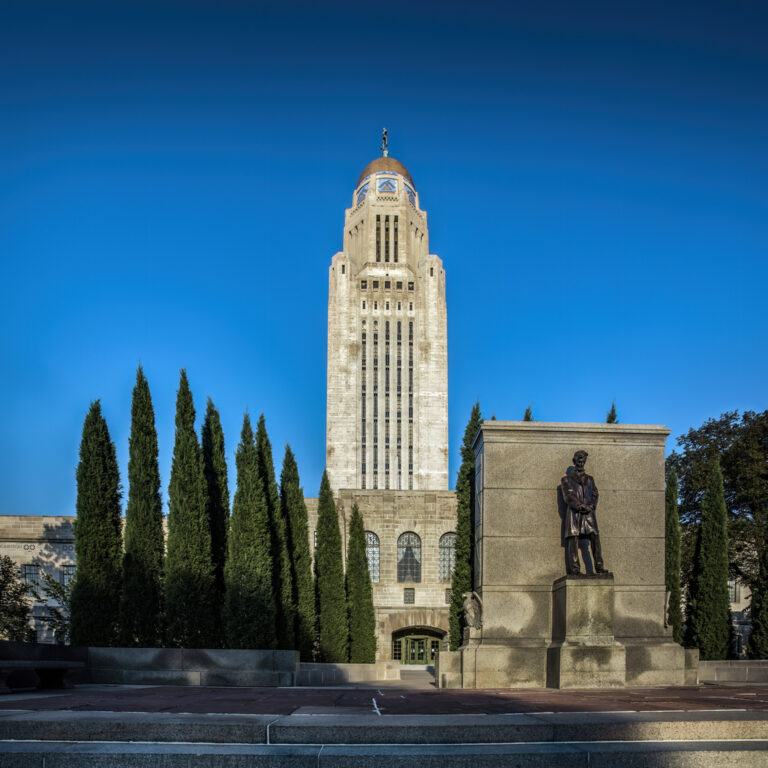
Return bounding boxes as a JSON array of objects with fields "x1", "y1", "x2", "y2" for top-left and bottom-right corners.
[{"x1": 326, "y1": 133, "x2": 448, "y2": 493}]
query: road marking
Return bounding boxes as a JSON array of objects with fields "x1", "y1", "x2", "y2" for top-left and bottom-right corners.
[{"x1": 371, "y1": 698, "x2": 381, "y2": 716}]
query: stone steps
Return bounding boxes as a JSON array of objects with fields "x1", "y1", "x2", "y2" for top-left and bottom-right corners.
[
  {"x1": 1, "y1": 709, "x2": 767, "y2": 744},
  {"x1": 1, "y1": 739, "x2": 766, "y2": 767}
]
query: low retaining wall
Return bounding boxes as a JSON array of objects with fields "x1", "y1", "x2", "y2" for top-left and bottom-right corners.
[
  {"x1": 698, "y1": 659, "x2": 768, "y2": 683},
  {"x1": 88, "y1": 647, "x2": 299, "y2": 687},
  {"x1": 297, "y1": 661, "x2": 400, "y2": 685}
]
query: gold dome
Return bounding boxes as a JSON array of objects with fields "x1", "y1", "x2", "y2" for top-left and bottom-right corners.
[{"x1": 356, "y1": 156, "x2": 414, "y2": 188}]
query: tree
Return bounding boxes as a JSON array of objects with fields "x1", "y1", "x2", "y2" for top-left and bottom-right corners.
[
  {"x1": 255, "y1": 415, "x2": 295, "y2": 649},
  {"x1": 688, "y1": 459, "x2": 732, "y2": 659},
  {"x1": 449, "y1": 402, "x2": 483, "y2": 651},
  {"x1": 223, "y1": 414, "x2": 276, "y2": 648},
  {"x1": 666, "y1": 410, "x2": 768, "y2": 593},
  {"x1": 748, "y1": 540, "x2": 768, "y2": 658},
  {"x1": 37, "y1": 573, "x2": 73, "y2": 644},
  {"x1": 0, "y1": 556, "x2": 32, "y2": 641},
  {"x1": 202, "y1": 398, "x2": 230, "y2": 606},
  {"x1": 280, "y1": 445, "x2": 315, "y2": 660},
  {"x1": 315, "y1": 471, "x2": 348, "y2": 662},
  {"x1": 606, "y1": 401, "x2": 618, "y2": 423},
  {"x1": 665, "y1": 468, "x2": 684, "y2": 645},
  {"x1": 164, "y1": 370, "x2": 218, "y2": 648},
  {"x1": 70, "y1": 401, "x2": 122, "y2": 647},
  {"x1": 120, "y1": 366, "x2": 164, "y2": 646},
  {"x1": 523, "y1": 404, "x2": 533, "y2": 421},
  {"x1": 346, "y1": 504, "x2": 376, "y2": 662}
]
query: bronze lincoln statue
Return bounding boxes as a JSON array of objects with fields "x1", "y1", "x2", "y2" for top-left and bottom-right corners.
[{"x1": 561, "y1": 450, "x2": 607, "y2": 575}]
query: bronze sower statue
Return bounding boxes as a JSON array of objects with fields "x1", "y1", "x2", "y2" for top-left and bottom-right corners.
[{"x1": 561, "y1": 450, "x2": 607, "y2": 575}]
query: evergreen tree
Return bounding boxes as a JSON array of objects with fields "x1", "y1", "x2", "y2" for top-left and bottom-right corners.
[
  {"x1": 164, "y1": 370, "x2": 218, "y2": 648},
  {"x1": 315, "y1": 471, "x2": 348, "y2": 662},
  {"x1": 449, "y1": 402, "x2": 483, "y2": 650},
  {"x1": 202, "y1": 398, "x2": 229, "y2": 607},
  {"x1": 346, "y1": 504, "x2": 376, "y2": 662},
  {"x1": 523, "y1": 404, "x2": 533, "y2": 421},
  {"x1": 255, "y1": 415, "x2": 295, "y2": 649},
  {"x1": 280, "y1": 445, "x2": 315, "y2": 660},
  {"x1": 748, "y1": 541, "x2": 768, "y2": 658},
  {"x1": 224, "y1": 414, "x2": 276, "y2": 648},
  {"x1": 606, "y1": 401, "x2": 619, "y2": 423},
  {"x1": 688, "y1": 459, "x2": 732, "y2": 659},
  {"x1": 120, "y1": 367, "x2": 164, "y2": 646},
  {"x1": 665, "y1": 468, "x2": 684, "y2": 645},
  {"x1": 70, "y1": 401, "x2": 122, "y2": 646}
]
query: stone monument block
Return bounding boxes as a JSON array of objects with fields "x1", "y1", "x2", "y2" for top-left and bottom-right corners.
[{"x1": 438, "y1": 422, "x2": 694, "y2": 689}]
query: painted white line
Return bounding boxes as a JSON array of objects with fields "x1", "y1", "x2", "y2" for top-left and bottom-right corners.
[{"x1": 371, "y1": 698, "x2": 382, "y2": 716}]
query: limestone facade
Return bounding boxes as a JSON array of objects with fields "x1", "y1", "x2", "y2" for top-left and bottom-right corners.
[
  {"x1": 325, "y1": 154, "x2": 448, "y2": 493},
  {"x1": 305, "y1": 489, "x2": 456, "y2": 661},
  {"x1": 0, "y1": 516, "x2": 76, "y2": 643}
]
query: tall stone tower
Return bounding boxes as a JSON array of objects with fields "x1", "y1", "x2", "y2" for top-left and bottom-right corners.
[{"x1": 326, "y1": 138, "x2": 448, "y2": 492}]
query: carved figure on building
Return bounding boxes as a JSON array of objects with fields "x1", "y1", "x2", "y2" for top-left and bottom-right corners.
[
  {"x1": 462, "y1": 591, "x2": 482, "y2": 630},
  {"x1": 561, "y1": 450, "x2": 607, "y2": 575}
]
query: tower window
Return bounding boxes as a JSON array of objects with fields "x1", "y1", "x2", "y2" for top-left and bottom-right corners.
[
  {"x1": 408, "y1": 282, "x2": 414, "y2": 290},
  {"x1": 394, "y1": 215, "x2": 398, "y2": 263},
  {"x1": 430, "y1": 267, "x2": 434, "y2": 276},
  {"x1": 385, "y1": 281, "x2": 391, "y2": 289},
  {"x1": 374, "y1": 301, "x2": 378, "y2": 310},
  {"x1": 397, "y1": 302, "x2": 401, "y2": 311},
  {"x1": 385, "y1": 302, "x2": 389, "y2": 311},
  {"x1": 341, "y1": 264, "x2": 345, "y2": 274},
  {"x1": 385, "y1": 215, "x2": 390, "y2": 262},
  {"x1": 373, "y1": 281, "x2": 379, "y2": 289},
  {"x1": 409, "y1": 302, "x2": 413, "y2": 311},
  {"x1": 376, "y1": 215, "x2": 381, "y2": 262},
  {"x1": 362, "y1": 301, "x2": 366, "y2": 310},
  {"x1": 361, "y1": 280, "x2": 367, "y2": 290},
  {"x1": 396, "y1": 281, "x2": 402, "y2": 290}
]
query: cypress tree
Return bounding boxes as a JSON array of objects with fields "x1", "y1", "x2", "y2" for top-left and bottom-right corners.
[
  {"x1": 224, "y1": 414, "x2": 276, "y2": 648},
  {"x1": 346, "y1": 504, "x2": 376, "y2": 662},
  {"x1": 665, "y1": 468, "x2": 684, "y2": 645},
  {"x1": 606, "y1": 401, "x2": 619, "y2": 423},
  {"x1": 748, "y1": 541, "x2": 768, "y2": 659},
  {"x1": 449, "y1": 402, "x2": 483, "y2": 651},
  {"x1": 70, "y1": 401, "x2": 122, "y2": 646},
  {"x1": 523, "y1": 404, "x2": 533, "y2": 421},
  {"x1": 315, "y1": 471, "x2": 348, "y2": 662},
  {"x1": 202, "y1": 398, "x2": 229, "y2": 606},
  {"x1": 164, "y1": 370, "x2": 217, "y2": 648},
  {"x1": 120, "y1": 367, "x2": 164, "y2": 646},
  {"x1": 689, "y1": 459, "x2": 732, "y2": 659},
  {"x1": 255, "y1": 415, "x2": 295, "y2": 649},
  {"x1": 280, "y1": 445, "x2": 315, "y2": 660}
]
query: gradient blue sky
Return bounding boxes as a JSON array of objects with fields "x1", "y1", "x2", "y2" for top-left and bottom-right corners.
[{"x1": 2, "y1": 1, "x2": 766, "y2": 516}]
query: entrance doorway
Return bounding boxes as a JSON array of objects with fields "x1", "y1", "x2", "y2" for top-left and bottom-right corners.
[{"x1": 391, "y1": 627, "x2": 444, "y2": 665}]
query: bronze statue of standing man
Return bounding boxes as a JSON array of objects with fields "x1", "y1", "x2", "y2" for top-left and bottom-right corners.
[{"x1": 561, "y1": 450, "x2": 607, "y2": 575}]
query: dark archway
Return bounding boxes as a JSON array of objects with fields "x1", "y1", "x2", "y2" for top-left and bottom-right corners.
[{"x1": 391, "y1": 625, "x2": 445, "y2": 665}]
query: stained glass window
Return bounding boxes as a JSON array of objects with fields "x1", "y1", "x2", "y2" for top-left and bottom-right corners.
[
  {"x1": 366, "y1": 531, "x2": 380, "y2": 583},
  {"x1": 439, "y1": 532, "x2": 456, "y2": 582},
  {"x1": 397, "y1": 531, "x2": 421, "y2": 582}
]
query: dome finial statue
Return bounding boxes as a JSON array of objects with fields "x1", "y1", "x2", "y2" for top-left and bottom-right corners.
[{"x1": 381, "y1": 127, "x2": 389, "y2": 157}]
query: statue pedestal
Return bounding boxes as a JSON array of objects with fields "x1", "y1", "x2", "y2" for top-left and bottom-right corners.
[{"x1": 546, "y1": 574, "x2": 626, "y2": 689}]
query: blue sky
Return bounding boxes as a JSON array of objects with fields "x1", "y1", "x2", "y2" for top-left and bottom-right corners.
[{"x1": 1, "y1": 1, "x2": 766, "y2": 516}]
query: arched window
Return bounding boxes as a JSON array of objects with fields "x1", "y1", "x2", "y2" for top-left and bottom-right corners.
[
  {"x1": 366, "y1": 531, "x2": 380, "y2": 583},
  {"x1": 439, "y1": 532, "x2": 457, "y2": 582},
  {"x1": 397, "y1": 531, "x2": 421, "y2": 583}
]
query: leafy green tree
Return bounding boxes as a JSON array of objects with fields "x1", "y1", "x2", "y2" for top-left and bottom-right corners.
[
  {"x1": 665, "y1": 469, "x2": 684, "y2": 645},
  {"x1": 280, "y1": 445, "x2": 315, "y2": 660},
  {"x1": 667, "y1": 410, "x2": 768, "y2": 593},
  {"x1": 37, "y1": 572, "x2": 73, "y2": 644},
  {"x1": 70, "y1": 401, "x2": 122, "y2": 647},
  {"x1": 606, "y1": 401, "x2": 618, "y2": 423},
  {"x1": 688, "y1": 459, "x2": 732, "y2": 659},
  {"x1": 202, "y1": 398, "x2": 230, "y2": 606},
  {"x1": 224, "y1": 414, "x2": 276, "y2": 648},
  {"x1": 748, "y1": 541, "x2": 768, "y2": 658},
  {"x1": 523, "y1": 405, "x2": 532, "y2": 421},
  {"x1": 346, "y1": 504, "x2": 376, "y2": 662},
  {"x1": 0, "y1": 555, "x2": 32, "y2": 641},
  {"x1": 120, "y1": 366, "x2": 164, "y2": 646},
  {"x1": 255, "y1": 415, "x2": 295, "y2": 649},
  {"x1": 164, "y1": 371, "x2": 217, "y2": 648},
  {"x1": 449, "y1": 402, "x2": 483, "y2": 651},
  {"x1": 315, "y1": 471, "x2": 348, "y2": 662}
]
